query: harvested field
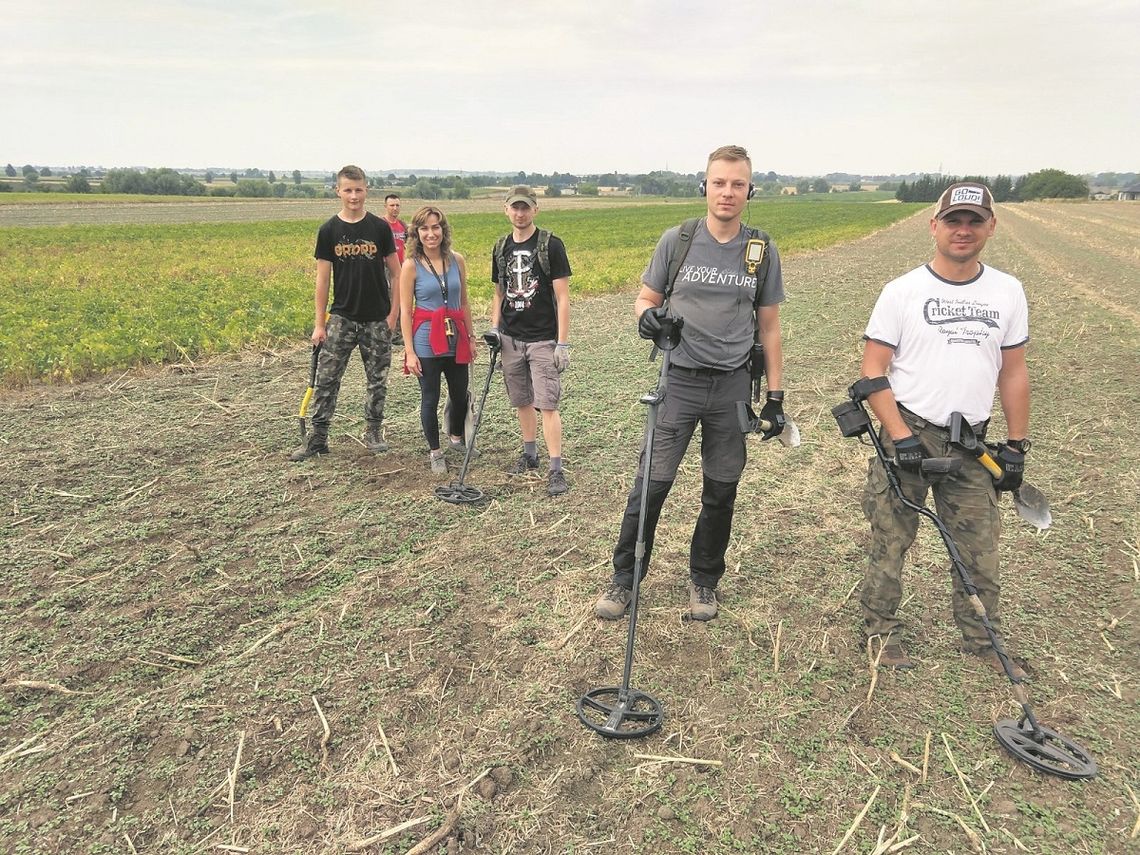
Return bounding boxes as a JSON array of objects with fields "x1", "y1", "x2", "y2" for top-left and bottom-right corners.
[{"x1": 1, "y1": 202, "x2": 1137, "y2": 853}]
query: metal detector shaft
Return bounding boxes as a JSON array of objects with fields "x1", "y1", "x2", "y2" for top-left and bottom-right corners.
[{"x1": 455, "y1": 348, "x2": 498, "y2": 485}]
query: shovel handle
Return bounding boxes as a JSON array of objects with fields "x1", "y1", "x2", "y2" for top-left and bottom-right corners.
[
  {"x1": 298, "y1": 387, "x2": 314, "y2": 419},
  {"x1": 977, "y1": 450, "x2": 1004, "y2": 479}
]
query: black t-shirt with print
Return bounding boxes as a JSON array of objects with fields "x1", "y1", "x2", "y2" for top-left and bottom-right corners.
[
  {"x1": 491, "y1": 230, "x2": 572, "y2": 342},
  {"x1": 314, "y1": 212, "x2": 397, "y2": 322}
]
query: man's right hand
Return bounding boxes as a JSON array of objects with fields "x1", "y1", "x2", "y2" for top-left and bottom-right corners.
[
  {"x1": 892, "y1": 435, "x2": 927, "y2": 474},
  {"x1": 482, "y1": 328, "x2": 502, "y2": 350},
  {"x1": 638, "y1": 306, "x2": 669, "y2": 340},
  {"x1": 311, "y1": 325, "x2": 327, "y2": 346}
]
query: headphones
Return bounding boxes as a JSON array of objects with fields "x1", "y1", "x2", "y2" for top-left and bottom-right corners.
[{"x1": 698, "y1": 179, "x2": 756, "y2": 200}]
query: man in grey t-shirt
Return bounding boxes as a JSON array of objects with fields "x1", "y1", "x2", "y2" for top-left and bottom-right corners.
[{"x1": 595, "y1": 145, "x2": 787, "y2": 622}]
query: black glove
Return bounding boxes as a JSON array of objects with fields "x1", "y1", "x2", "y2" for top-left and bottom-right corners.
[
  {"x1": 482, "y1": 328, "x2": 502, "y2": 351},
  {"x1": 638, "y1": 306, "x2": 668, "y2": 340},
  {"x1": 758, "y1": 392, "x2": 785, "y2": 440},
  {"x1": 893, "y1": 434, "x2": 927, "y2": 474},
  {"x1": 992, "y1": 442, "x2": 1025, "y2": 492}
]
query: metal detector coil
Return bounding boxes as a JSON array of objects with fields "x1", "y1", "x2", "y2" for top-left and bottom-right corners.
[
  {"x1": 435, "y1": 346, "x2": 499, "y2": 506},
  {"x1": 831, "y1": 385, "x2": 1097, "y2": 780}
]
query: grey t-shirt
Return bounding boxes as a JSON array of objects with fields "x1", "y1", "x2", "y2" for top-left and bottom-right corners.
[{"x1": 643, "y1": 219, "x2": 785, "y2": 370}]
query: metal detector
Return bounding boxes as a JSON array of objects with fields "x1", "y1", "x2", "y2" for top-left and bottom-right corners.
[
  {"x1": 434, "y1": 345, "x2": 499, "y2": 506},
  {"x1": 577, "y1": 319, "x2": 685, "y2": 739},
  {"x1": 832, "y1": 384, "x2": 1097, "y2": 780}
]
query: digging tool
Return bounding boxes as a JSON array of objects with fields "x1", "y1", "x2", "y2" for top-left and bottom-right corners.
[
  {"x1": 297, "y1": 344, "x2": 321, "y2": 441},
  {"x1": 577, "y1": 318, "x2": 684, "y2": 739},
  {"x1": 435, "y1": 343, "x2": 499, "y2": 505},
  {"x1": 736, "y1": 402, "x2": 802, "y2": 448},
  {"x1": 832, "y1": 383, "x2": 1097, "y2": 780},
  {"x1": 947, "y1": 412, "x2": 1051, "y2": 530}
]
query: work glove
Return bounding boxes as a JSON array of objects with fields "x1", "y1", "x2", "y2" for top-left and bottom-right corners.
[
  {"x1": 991, "y1": 442, "x2": 1025, "y2": 492},
  {"x1": 637, "y1": 306, "x2": 669, "y2": 340},
  {"x1": 553, "y1": 343, "x2": 570, "y2": 373},
  {"x1": 758, "y1": 392, "x2": 786, "y2": 440},
  {"x1": 482, "y1": 328, "x2": 502, "y2": 351},
  {"x1": 892, "y1": 434, "x2": 927, "y2": 475}
]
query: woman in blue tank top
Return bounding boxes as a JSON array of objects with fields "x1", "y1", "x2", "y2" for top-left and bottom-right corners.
[{"x1": 398, "y1": 206, "x2": 476, "y2": 474}]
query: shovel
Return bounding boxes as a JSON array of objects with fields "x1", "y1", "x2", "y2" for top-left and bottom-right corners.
[
  {"x1": 297, "y1": 344, "x2": 321, "y2": 441},
  {"x1": 736, "y1": 401, "x2": 801, "y2": 447},
  {"x1": 948, "y1": 412, "x2": 1051, "y2": 530}
]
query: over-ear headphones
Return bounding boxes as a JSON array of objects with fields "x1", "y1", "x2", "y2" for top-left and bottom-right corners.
[{"x1": 698, "y1": 179, "x2": 756, "y2": 200}]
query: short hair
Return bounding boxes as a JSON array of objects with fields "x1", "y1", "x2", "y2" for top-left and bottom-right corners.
[
  {"x1": 384, "y1": 193, "x2": 400, "y2": 203},
  {"x1": 405, "y1": 205, "x2": 452, "y2": 260},
  {"x1": 337, "y1": 164, "x2": 366, "y2": 184},
  {"x1": 707, "y1": 145, "x2": 752, "y2": 172}
]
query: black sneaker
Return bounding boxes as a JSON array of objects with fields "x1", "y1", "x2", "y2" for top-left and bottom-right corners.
[
  {"x1": 547, "y1": 470, "x2": 569, "y2": 496},
  {"x1": 290, "y1": 434, "x2": 329, "y2": 462},
  {"x1": 506, "y1": 454, "x2": 539, "y2": 475},
  {"x1": 595, "y1": 584, "x2": 632, "y2": 620}
]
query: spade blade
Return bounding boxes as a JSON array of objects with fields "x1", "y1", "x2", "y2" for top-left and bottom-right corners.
[{"x1": 1013, "y1": 483, "x2": 1051, "y2": 530}]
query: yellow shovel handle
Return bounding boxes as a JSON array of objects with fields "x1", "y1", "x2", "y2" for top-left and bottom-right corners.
[
  {"x1": 298, "y1": 387, "x2": 314, "y2": 419},
  {"x1": 977, "y1": 450, "x2": 1004, "y2": 479}
]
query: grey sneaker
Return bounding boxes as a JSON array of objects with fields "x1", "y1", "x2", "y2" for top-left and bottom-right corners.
[
  {"x1": 429, "y1": 450, "x2": 448, "y2": 475},
  {"x1": 547, "y1": 470, "x2": 569, "y2": 496},
  {"x1": 689, "y1": 584, "x2": 718, "y2": 621},
  {"x1": 506, "y1": 453, "x2": 539, "y2": 475},
  {"x1": 363, "y1": 425, "x2": 388, "y2": 453},
  {"x1": 290, "y1": 433, "x2": 329, "y2": 462},
  {"x1": 448, "y1": 438, "x2": 479, "y2": 459},
  {"x1": 595, "y1": 584, "x2": 632, "y2": 620}
]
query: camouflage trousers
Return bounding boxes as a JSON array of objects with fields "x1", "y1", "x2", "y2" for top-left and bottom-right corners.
[
  {"x1": 860, "y1": 411, "x2": 1002, "y2": 652},
  {"x1": 309, "y1": 315, "x2": 392, "y2": 434}
]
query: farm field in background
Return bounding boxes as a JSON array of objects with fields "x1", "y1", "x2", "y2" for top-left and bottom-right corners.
[{"x1": 0, "y1": 198, "x2": 922, "y2": 384}]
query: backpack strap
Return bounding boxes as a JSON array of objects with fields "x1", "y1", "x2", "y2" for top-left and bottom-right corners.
[
  {"x1": 743, "y1": 225, "x2": 772, "y2": 310},
  {"x1": 492, "y1": 234, "x2": 509, "y2": 287},
  {"x1": 663, "y1": 217, "x2": 702, "y2": 303},
  {"x1": 535, "y1": 228, "x2": 552, "y2": 278}
]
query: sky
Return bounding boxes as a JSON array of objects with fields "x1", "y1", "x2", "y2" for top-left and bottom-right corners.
[{"x1": 4, "y1": 0, "x2": 1138, "y2": 177}]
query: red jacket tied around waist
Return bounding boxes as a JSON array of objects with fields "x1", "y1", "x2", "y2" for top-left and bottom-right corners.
[{"x1": 408, "y1": 306, "x2": 473, "y2": 369}]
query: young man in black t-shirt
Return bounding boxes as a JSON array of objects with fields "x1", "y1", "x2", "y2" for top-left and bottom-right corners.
[
  {"x1": 290, "y1": 165, "x2": 401, "y2": 461},
  {"x1": 485, "y1": 185, "x2": 573, "y2": 496}
]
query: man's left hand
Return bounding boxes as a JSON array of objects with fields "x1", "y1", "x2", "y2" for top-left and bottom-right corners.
[
  {"x1": 553, "y1": 343, "x2": 570, "y2": 373},
  {"x1": 758, "y1": 393, "x2": 786, "y2": 440},
  {"x1": 992, "y1": 442, "x2": 1025, "y2": 492}
]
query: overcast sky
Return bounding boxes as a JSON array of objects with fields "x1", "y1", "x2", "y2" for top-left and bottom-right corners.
[{"x1": 5, "y1": 0, "x2": 1138, "y2": 177}]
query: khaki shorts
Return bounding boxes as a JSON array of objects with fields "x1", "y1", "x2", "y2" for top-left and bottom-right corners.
[{"x1": 499, "y1": 332, "x2": 561, "y2": 410}]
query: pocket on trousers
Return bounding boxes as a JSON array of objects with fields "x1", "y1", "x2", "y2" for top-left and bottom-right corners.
[{"x1": 861, "y1": 456, "x2": 890, "y2": 522}]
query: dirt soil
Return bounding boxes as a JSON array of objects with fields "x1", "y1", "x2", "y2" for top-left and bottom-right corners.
[{"x1": 2, "y1": 202, "x2": 1137, "y2": 854}]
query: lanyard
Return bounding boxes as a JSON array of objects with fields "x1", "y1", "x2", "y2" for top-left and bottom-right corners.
[{"x1": 424, "y1": 255, "x2": 449, "y2": 306}]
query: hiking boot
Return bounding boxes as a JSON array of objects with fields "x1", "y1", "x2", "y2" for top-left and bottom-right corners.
[
  {"x1": 429, "y1": 450, "x2": 448, "y2": 475},
  {"x1": 290, "y1": 433, "x2": 329, "y2": 462},
  {"x1": 595, "y1": 584, "x2": 632, "y2": 620},
  {"x1": 877, "y1": 642, "x2": 915, "y2": 670},
  {"x1": 968, "y1": 648, "x2": 1028, "y2": 681},
  {"x1": 363, "y1": 425, "x2": 388, "y2": 453},
  {"x1": 547, "y1": 469, "x2": 569, "y2": 496},
  {"x1": 506, "y1": 453, "x2": 539, "y2": 475},
  {"x1": 689, "y1": 584, "x2": 718, "y2": 621}
]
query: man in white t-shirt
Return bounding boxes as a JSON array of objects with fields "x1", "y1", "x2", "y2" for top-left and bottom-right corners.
[{"x1": 859, "y1": 182, "x2": 1031, "y2": 678}]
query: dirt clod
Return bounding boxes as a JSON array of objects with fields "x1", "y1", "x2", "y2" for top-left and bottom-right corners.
[{"x1": 475, "y1": 777, "x2": 498, "y2": 800}]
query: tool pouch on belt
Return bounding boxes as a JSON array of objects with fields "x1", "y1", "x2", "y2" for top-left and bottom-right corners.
[{"x1": 749, "y1": 342, "x2": 765, "y2": 402}]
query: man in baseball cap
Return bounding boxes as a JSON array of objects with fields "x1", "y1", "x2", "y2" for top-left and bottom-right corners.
[
  {"x1": 934, "y1": 182, "x2": 994, "y2": 220},
  {"x1": 504, "y1": 184, "x2": 538, "y2": 207}
]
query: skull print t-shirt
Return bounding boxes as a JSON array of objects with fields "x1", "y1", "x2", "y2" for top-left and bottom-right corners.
[{"x1": 491, "y1": 230, "x2": 571, "y2": 342}]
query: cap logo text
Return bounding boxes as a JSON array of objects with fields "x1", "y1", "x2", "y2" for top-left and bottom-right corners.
[{"x1": 949, "y1": 186, "x2": 985, "y2": 206}]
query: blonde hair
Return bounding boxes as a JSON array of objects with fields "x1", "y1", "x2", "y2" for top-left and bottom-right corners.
[
  {"x1": 405, "y1": 205, "x2": 452, "y2": 260},
  {"x1": 707, "y1": 145, "x2": 752, "y2": 172}
]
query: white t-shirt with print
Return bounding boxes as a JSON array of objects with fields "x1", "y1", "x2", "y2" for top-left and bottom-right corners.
[{"x1": 864, "y1": 263, "x2": 1029, "y2": 426}]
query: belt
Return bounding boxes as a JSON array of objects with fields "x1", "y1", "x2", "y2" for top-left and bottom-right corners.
[
  {"x1": 669, "y1": 363, "x2": 746, "y2": 377},
  {"x1": 898, "y1": 405, "x2": 989, "y2": 439}
]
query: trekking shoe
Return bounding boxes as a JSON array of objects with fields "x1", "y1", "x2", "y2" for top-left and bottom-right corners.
[
  {"x1": 595, "y1": 584, "x2": 632, "y2": 620},
  {"x1": 969, "y1": 648, "x2": 1028, "y2": 681},
  {"x1": 689, "y1": 584, "x2": 718, "y2": 621},
  {"x1": 429, "y1": 450, "x2": 447, "y2": 475},
  {"x1": 547, "y1": 469, "x2": 569, "y2": 496},
  {"x1": 506, "y1": 453, "x2": 539, "y2": 475},
  {"x1": 363, "y1": 425, "x2": 388, "y2": 453},
  {"x1": 876, "y1": 642, "x2": 915, "y2": 670},
  {"x1": 289, "y1": 434, "x2": 329, "y2": 462}
]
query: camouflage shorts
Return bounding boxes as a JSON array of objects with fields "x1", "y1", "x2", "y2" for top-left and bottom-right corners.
[
  {"x1": 860, "y1": 413, "x2": 1002, "y2": 651},
  {"x1": 308, "y1": 314, "x2": 392, "y2": 432}
]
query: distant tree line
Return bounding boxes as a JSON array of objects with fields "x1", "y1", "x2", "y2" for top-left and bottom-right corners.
[{"x1": 895, "y1": 169, "x2": 1088, "y2": 203}]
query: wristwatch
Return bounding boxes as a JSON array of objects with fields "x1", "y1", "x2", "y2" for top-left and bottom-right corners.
[{"x1": 1006, "y1": 439, "x2": 1032, "y2": 454}]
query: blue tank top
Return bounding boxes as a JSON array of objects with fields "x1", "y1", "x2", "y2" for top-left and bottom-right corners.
[{"x1": 412, "y1": 255, "x2": 462, "y2": 358}]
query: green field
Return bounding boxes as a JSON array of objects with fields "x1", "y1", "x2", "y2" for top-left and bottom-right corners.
[{"x1": 0, "y1": 200, "x2": 922, "y2": 384}]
